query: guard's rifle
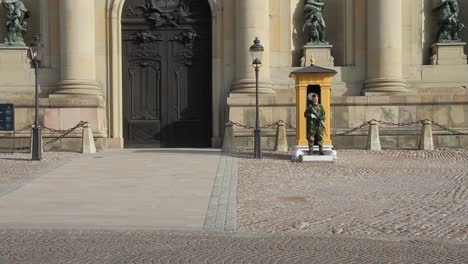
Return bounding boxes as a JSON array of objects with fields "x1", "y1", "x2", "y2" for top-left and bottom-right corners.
[{"x1": 308, "y1": 106, "x2": 327, "y2": 136}]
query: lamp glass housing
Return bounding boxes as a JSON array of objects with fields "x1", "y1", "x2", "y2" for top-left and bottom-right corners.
[
  {"x1": 29, "y1": 34, "x2": 44, "y2": 63},
  {"x1": 249, "y1": 37, "x2": 264, "y2": 65}
]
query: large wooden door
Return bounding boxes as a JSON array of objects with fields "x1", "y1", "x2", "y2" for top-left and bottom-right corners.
[{"x1": 122, "y1": 0, "x2": 212, "y2": 147}]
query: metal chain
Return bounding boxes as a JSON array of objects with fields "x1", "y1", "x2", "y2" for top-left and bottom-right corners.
[
  {"x1": 228, "y1": 121, "x2": 253, "y2": 129},
  {"x1": 370, "y1": 119, "x2": 425, "y2": 127},
  {"x1": 0, "y1": 121, "x2": 89, "y2": 152},
  {"x1": 228, "y1": 120, "x2": 296, "y2": 130},
  {"x1": 332, "y1": 121, "x2": 371, "y2": 137},
  {"x1": 431, "y1": 120, "x2": 468, "y2": 135},
  {"x1": 0, "y1": 124, "x2": 33, "y2": 139},
  {"x1": 42, "y1": 126, "x2": 69, "y2": 133},
  {"x1": 228, "y1": 118, "x2": 468, "y2": 138},
  {"x1": 43, "y1": 121, "x2": 89, "y2": 146}
]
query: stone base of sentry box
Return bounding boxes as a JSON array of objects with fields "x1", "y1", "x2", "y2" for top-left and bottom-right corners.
[{"x1": 290, "y1": 145, "x2": 336, "y2": 162}]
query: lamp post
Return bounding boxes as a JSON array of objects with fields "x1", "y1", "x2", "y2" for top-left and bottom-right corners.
[
  {"x1": 250, "y1": 37, "x2": 263, "y2": 159},
  {"x1": 29, "y1": 34, "x2": 44, "y2": 161}
]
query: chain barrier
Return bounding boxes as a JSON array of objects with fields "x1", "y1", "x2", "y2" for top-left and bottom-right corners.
[
  {"x1": 228, "y1": 118, "x2": 467, "y2": 136},
  {"x1": 332, "y1": 118, "x2": 468, "y2": 136},
  {"x1": 331, "y1": 120, "x2": 372, "y2": 137},
  {"x1": 430, "y1": 120, "x2": 468, "y2": 135},
  {"x1": 0, "y1": 121, "x2": 89, "y2": 152},
  {"x1": 0, "y1": 124, "x2": 34, "y2": 151},
  {"x1": 43, "y1": 121, "x2": 89, "y2": 146},
  {"x1": 0, "y1": 124, "x2": 33, "y2": 140},
  {"x1": 369, "y1": 119, "x2": 425, "y2": 127},
  {"x1": 228, "y1": 120, "x2": 296, "y2": 130},
  {"x1": 42, "y1": 126, "x2": 69, "y2": 133}
]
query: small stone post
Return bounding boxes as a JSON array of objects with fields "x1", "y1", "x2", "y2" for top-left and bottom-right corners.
[
  {"x1": 367, "y1": 120, "x2": 381, "y2": 150},
  {"x1": 222, "y1": 123, "x2": 234, "y2": 153},
  {"x1": 419, "y1": 120, "x2": 434, "y2": 150},
  {"x1": 274, "y1": 121, "x2": 288, "y2": 152},
  {"x1": 81, "y1": 123, "x2": 96, "y2": 154}
]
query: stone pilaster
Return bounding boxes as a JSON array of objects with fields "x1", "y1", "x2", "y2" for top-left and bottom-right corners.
[
  {"x1": 231, "y1": 0, "x2": 274, "y2": 94},
  {"x1": 364, "y1": 0, "x2": 408, "y2": 95},
  {"x1": 54, "y1": 0, "x2": 101, "y2": 97}
]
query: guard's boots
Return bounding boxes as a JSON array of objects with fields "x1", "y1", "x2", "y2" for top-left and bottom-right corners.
[
  {"x1": 318, "y1": 145, "x2": 324, "y2": 155},
  {"x1": 308, "y1": 146, "x2": 313, "y2": 155}
]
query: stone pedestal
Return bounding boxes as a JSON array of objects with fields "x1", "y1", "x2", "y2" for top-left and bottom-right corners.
[
  {"x1": 291, "y1": 145, "x2": 336, "y2": 162},
  {"x1": 430, "y1": 43, "x2": 467, "y2": 65},
  {"x1": 0, "y1": 47, "x2": 35, "y2": 97},
  {"x1": 367, "y1": 120, "x2": 381, "y2": 150},
  {"x1": 419, "y1": 120, "x2": 434, "y2": 151},
  {"x1": 81, "y1": 124, "x2": 97, "y2": 154},
  {"x1": 303, "y1": 45, "x2": 334, "y2": 67}
]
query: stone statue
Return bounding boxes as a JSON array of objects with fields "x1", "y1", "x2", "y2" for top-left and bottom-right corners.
[
  {"x1": 303, "y1": 0, "x2": 328, "y2": 45},
  {"x1": 2, "y1": 0, "x2": 29, "y2": 46},
  {"x1": 433, "y1": 0, "x2": 465, "y2": 42}
]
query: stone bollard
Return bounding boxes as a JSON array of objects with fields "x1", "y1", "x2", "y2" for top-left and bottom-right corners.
[
  {"x1": 419, "y1": 120, "x2": 434, "y2": 150},
  {"x1": 222, "y1": 123, "x2": 234, "y2": 153},
  {"x1": 81, "y1": 123, "x2": 96, "y2": 154},
  {"x1": 274, "y1": 121, "x2": 288, "y2": 152},
  {"x1": 367, "y1": 120, "x2": 381, "y2": 150}
]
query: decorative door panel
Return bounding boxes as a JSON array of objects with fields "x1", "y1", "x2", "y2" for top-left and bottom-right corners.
[{"x1": 122, "y1": 0, "x2": 211, "y2": 147}]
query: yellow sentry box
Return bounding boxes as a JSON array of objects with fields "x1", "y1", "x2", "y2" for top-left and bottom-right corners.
[{"x1": 290, "y1": 64, "x2": 337, "y2": 148}]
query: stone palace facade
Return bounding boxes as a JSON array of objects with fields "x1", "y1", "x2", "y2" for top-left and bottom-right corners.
[{"x1": 0, "y1": 0, "x2": 467, "y2": 150}]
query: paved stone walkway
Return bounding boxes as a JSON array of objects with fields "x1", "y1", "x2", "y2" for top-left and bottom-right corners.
[
  {"x1": 0, "y1": 149, "x2": 225, "y2": 230},
  {"x1": 0, "y1": 230, "x2": 466, "y2": 263},
  {"x1": 237, "y1": 149, "x2": 468, "y2": 242}
]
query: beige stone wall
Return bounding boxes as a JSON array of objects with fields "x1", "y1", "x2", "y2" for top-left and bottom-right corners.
[
  {"x1": 229, "y1": 94, "x2": 468, "y2": 150},
  {"x1": 1, "y1": 0, "x2": 468, "y2": 150}
]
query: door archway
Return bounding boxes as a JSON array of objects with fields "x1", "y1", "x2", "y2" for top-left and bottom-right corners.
[{"x1": 121, "y1": 0, "x2": 212, "y2": 147}]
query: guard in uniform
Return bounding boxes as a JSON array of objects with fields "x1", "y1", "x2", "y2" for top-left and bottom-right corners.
[{"x1": 304, "y1": 93, "x2": 325, "y2": 155}]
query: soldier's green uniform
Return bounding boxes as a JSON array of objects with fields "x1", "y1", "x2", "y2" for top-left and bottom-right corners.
[{"x1": 304, "y1": 102, "x2": 325, "y2": 155}]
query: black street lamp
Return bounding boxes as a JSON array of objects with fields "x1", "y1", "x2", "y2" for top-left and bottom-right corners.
[
  {"x1": 28, "y1": 34, "x2": 44, "y2": 161},
  {"x1": 250, "y1": 37, "x2": 263, "y2": 159}
]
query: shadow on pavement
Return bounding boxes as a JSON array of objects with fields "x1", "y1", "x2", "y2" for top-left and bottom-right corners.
[
  {"x1": 132, "y1": 149, "x2": 222, "y2": 155},
  {"x1": 232, "y1": 150, "x2": 291, "y2": 160}
]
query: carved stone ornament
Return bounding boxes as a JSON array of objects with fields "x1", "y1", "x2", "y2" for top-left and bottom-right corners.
[
  {"x1": 1, "y1": 0, "x2": 30, "y2": 46},
  {"x1": 126, "y1": 0, "x2": 194, "y2": 28}
]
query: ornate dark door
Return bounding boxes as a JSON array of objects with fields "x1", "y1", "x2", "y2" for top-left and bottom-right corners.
[{"x1": 122, "y1": 0, "x2": 212, "y2": 147}]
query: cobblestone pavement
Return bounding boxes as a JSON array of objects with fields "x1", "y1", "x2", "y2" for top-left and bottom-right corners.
[
  {"x1": 1, "y1": 150, "x2": 468, "y2": 263},
  {"x1": 237, "y1": 149, "x2": 468, "y2": 242},
  {"x1": 0, "y1": 230, "x2": 466, "y2": 263},
  {"x1": 0, "y1": 152, "x2": 79, "y2": 196}
]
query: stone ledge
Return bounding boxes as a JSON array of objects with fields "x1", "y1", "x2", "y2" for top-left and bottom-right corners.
[
  {"x1": 0, "y1": 97, "x2": 106, "y2": 108},
  {"x1": 332, "y1": 95, "x2": 468, "y2": 106}
]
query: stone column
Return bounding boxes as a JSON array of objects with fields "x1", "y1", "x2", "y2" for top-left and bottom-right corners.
[
  {"x1": 231, "y1": 0, "x2": 274, "y2": 94},
  {"x1": 364, "y1": 0, "x2": 407, "y2": 95},
  {"x1": 54, "y1": 0, "x2": 101, "y2": 97}
]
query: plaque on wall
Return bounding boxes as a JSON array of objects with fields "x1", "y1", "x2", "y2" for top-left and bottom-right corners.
[{"x1": 0, "y1": 104, "x2": 14, "y2": 131}]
